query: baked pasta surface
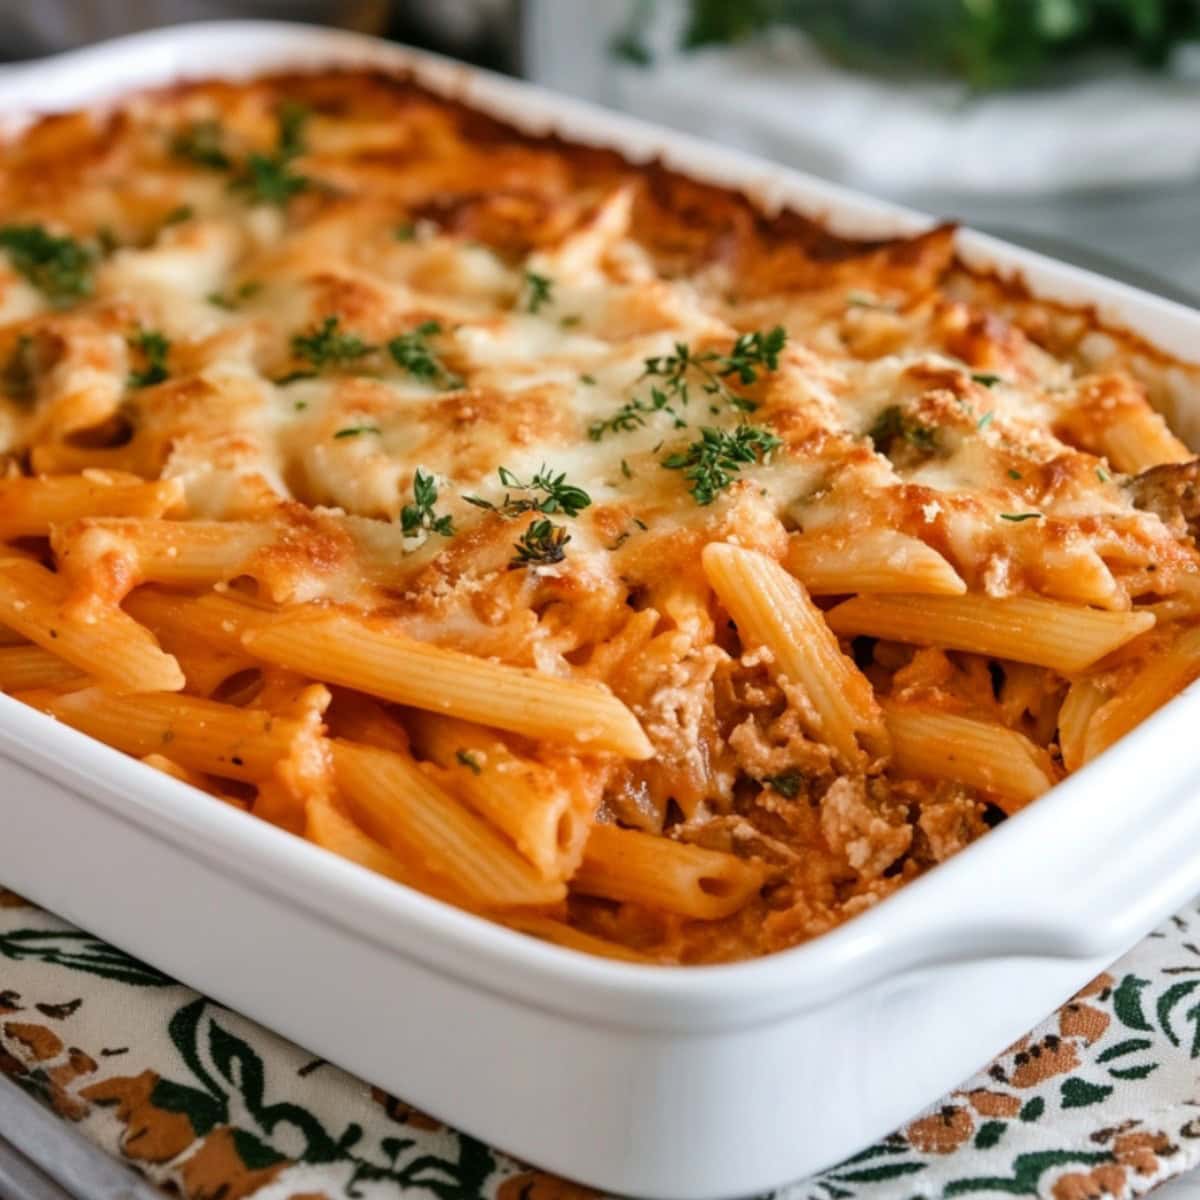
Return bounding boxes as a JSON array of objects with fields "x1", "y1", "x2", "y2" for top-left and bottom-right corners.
[{"x1": 2, "y1": 70, "x2": 1199, "y2": 963}]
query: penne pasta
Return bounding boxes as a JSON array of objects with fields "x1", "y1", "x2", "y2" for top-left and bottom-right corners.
[
  {"x1": 572, "y1": 824, "x2": 765, "y2": 921},
  {"x1": 500, "y1": 913, "x2": 652, "y2": 963},
  {"x1": 305, "y1": 794, "x2": 471, "y2": 907},
  {"x1": 787, "y1": 529, "x2": 966, "y2": 596},
  {"x1": 1097, "y1": 406, "x2": 1192, "y2": 474},
  {"x1": 1083, "y1": 625, "x2": 1200, "y2": 762},
  {"x1": 826, "y1": 592, "x2": 1154, "y2": 675},
  {"x1": 140, "y1": 753, "x2": 249, "y2": 808},
  {"x1": 702, "y1": 543, "x2": 886, "y2": 765},
  {"x1": 244, "y1": 609, "x2": 652, "y2": 759},
  {"x1": 53, "y1": 519, "x2": 272, "y2": 600},
  {"x1": 0, "y1": 557, "x2": 183, "y2": 693},
  {"x1": 123, "y1": 587, "x2": 277, "y2": 655},
  {"x1": 332, "y1": 739, "x2": 565, "y2": 909},
  {"x1": 410, "y1": 713, "x2": 601, "y2": 881},
  {"x1": 1057, "y1": 678, "x2": 1109, "y2": 772},
  {"x1": 36, "y1": 686, "x2": 312, "y2": 783},
  {"x1": 0, "y1": 644, "x2": 85, "y2": 691},
  {"x1": 0, "y1": 473, "x2": 184, "y2": 540},
  {"x1": 883, "y1": 702, "x2": 1056, "y2": 811},
  {"x1": 4, "y1": 66, "x2": 1200, "y2": 965}
]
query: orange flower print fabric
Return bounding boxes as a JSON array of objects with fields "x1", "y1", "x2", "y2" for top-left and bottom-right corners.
[{"x1": 5, "y1": 888, "x2": 1200, "y2": 1199}]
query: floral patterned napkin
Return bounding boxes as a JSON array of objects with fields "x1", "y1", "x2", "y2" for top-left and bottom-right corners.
[{"x1": 3, "y1": 881, "x2": 1200, "y2": 1200}]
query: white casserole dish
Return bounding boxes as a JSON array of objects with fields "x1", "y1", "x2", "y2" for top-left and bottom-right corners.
[{"x1": 2, "y1": 22, "x2": 1200, "y2": 1199}]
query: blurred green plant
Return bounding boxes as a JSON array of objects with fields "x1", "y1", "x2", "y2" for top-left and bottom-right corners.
[{"x1": 613, "y1": 0, "x2": 1200, "y2": 89}]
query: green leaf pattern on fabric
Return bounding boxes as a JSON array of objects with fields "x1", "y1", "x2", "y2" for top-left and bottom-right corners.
[{"x1": 4, "y1": 890, "x2": 1200, "y2": 1198}]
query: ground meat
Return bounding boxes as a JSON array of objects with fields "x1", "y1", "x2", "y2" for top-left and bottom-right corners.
[
  {"x1": 1127, "y1": 459, "x2": 1200, "y2": 544},
  {"x1": 819, "y1": 777, "x2": 912, "y2": 880}
]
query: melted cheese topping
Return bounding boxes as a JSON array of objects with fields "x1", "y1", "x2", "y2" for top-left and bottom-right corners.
[{"x1": 2, "y1": 71, "x2": 1199, "y2": 963}]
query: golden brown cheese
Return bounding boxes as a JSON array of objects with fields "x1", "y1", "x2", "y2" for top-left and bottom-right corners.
[{"x1": 2, "y1": 70, "x2": 1200, "y2": 963}]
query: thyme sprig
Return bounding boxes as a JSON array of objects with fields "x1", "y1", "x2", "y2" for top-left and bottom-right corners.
[
  {"x1": 589, "y1": 326, "x2": 786, "y2": 441},
  {"x1": 387, "y1": 321, "x2": 462, "y2": 389},
  {"x1": 464, "y1": 466, "x2": 592, "y2": 519},
  {"x1": 401, "y1": 468, "x2": 455, "y2": 538},
  {"x1": 661, "y1": 424, "x2": 782, "y2": 505},
  {"x1": 509, "y1": 517, "x2": 571, "y2": 570},
  {"x1": 0, "y1": 225, "x2": 93, "y2": 303},
  {"x1": 291, "y1": 316, "x2": 375, "y2": 370},
  {"x1": 229, "y1": 102, "x2": 310, "y2": 206},
  {"x1": 523, "y1": 271, "x2": 554, "y2": 314},
  {"x1": 127, "y1": 328, "x2": 171, "y2": 389}
]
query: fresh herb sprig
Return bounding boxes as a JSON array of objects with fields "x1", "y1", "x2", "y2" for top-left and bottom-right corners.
[
  {"x1": 509, "y1": 517, "x2": 571, "y2": 570},
  {"x1": 401, "y1": 468, "x2": 455, "y2": 538},
  {"x1": 207, "y1": 280, "x2": 262, "y2": 310},
  {"x1": 867, "y1": 405, "x2": 937, "y2": 455},
  {"x1": 169, "y1": 120, "x2": 231, "y2": 170},
  {"x1": 292, "y1": 316, "x2": 375, "y2": 371},
  {"x1": 762, "y1": 770, "x2": 803, "y2": 798},
  {"x1": 661, "y1": 424, "x2": 782, "y2": 505},
  {"x1": 0, "y1": 225, "x2": 93, "y2": 304},
  {"x1": 589, "y1": 327, "x2": 786, "y2": 441},
  {"x1": 230, "y1": 102, "x2": 310, "y2": 206},
  {"x1": 465, "y1": 466, "x2": 592, "y2": 519},
  {"x1": 456, "y1": 749, "x2": 482, "y2": 774},
  {"x1": 127, "y1": 328, "x2": 171, "y2": 389},
  {"x1": 387, "y1": 321, "x2": 462, "y2": 389},
  {"x1": 523, "y1": 271, "x2": 554, "y2": 314},
  {"x1": 588, "y1": 386, "x2": 686, "y2": 441}
]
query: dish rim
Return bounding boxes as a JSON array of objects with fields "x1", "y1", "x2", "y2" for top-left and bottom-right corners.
[{"x1": 2, "y1": 20, "x2": 1200, "y2": 1030}]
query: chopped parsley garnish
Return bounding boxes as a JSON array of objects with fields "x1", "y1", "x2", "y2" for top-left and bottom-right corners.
[
  {"x1": 971, "y1": 372, "x2": 1003, "y2": 387},
  {"x1": 456, "y1": 749, "x2": 482, "y2": 774},
  {"x1": 275, "y1": 101, "x2": 309, "y2": 158},
  {"x1": 579, "y1": 373, "x2": 597, "y2": 386},
  {"x1": 207, "y1": 280, "x2": 262, "y2": 310},
  {"x1": 387, "y1": 321, "x2": 462, "y2": 389},
  {"x1": 509, "y1": 517, "x2": 570, "y2": 570},
  {"x1": 620, "y1": 458, "x2": 633, "y2": 479},
  {"x1": 867, "y1": 405, "x2": 937, "y2": 454},
  {"x1": 464, "y1": 465, "x2": 591, "y2": 519},
  {"x1": 292, "y1": 316, "x2": 375, "y2": 370},
  {"x1": 661, "y1": 424, "x2": 782, "y2": 506},
  {"x1": 161, "y1": 204, "x2": 194, "y2": 227},
  {"x1": 169, "y1": 120, "x2": 231, "y2": 170},
  {"x1": 1007, "y1": 468, "x2": 1023, "y2": 480},
  {"x1": 590, "y1": 328, "x2": 787, "y2": 440},
  {"x1": 1096, "y1": 465, "x2": 1111, "y2": 483},
  {"x1": 999, "y1": 511, "x2": 1042, "y2": 522},
  {"x1": 229, "y1": 102, "x2": 310, "y2": 206},
  {"x1": 523, "y1": 271, "x2": 554, "y2": 314},
  {"x1": 394, "y1": 223, "x2": 416, "y2": 241},
  {"x1": 127, "y1": 328, "x2": 171, "y2": 389},
  {"x1": 762, "y1": 770, "x2": 803, "y2": 798},
  {"x1": 231, "y1": 152, "x2": 309, "y2": 206},
  {"x1": 977, "y1": 411, "x2": 994, "y2": 431},
  {"x1": 560, "y1": 314, "x2": 582, "y2": 328},
  {"x1": 334, "y1": 425, "x2": 381, "y2": 439},
  {"x1": 401, "y1": 468, "x2": 455, "y2": 538},
  {"x1": 0, "y1": 225, "x2": 93, "y2": 303}
]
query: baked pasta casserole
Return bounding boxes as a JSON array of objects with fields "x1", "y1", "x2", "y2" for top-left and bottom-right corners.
[{"x1": 1, "y1": 70, "x2": 1199, "y2": 963}]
